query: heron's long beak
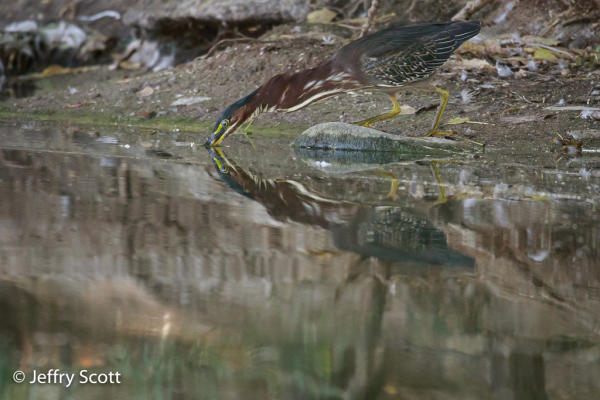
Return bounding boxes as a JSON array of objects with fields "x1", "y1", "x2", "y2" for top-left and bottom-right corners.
[
  {"x1": 205, "y1": 126, "x2": 227, "y2": 147},
  {"x1": 205, "y1": 121, "x2": 242, "y2": 146}
]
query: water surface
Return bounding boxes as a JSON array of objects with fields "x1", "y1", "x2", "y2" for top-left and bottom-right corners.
[{"x1": 1, "y1": 119, "x2": 599, "y2": 400}]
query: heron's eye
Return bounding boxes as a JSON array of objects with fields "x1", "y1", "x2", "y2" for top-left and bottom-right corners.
[{"x1": 221, "y1": 120, "x2": 229, "y2": 128}]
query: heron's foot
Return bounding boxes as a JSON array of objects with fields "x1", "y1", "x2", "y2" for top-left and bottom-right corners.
[
  {"x1": 422, "y1": 129, "x2": 456, "y2": 137},
  {"x1": 352, "y1": 120, "x2": 375, "y2": 129}
]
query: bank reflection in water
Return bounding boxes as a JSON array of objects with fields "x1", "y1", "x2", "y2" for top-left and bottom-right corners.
[{"x1": 0, "y1": 136, "x2": 599, "y2": 400}]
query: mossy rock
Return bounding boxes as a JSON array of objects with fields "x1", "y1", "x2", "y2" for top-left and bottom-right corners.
[{"x1": 291, "y1": 122, "x2": 472, "y2": 155}]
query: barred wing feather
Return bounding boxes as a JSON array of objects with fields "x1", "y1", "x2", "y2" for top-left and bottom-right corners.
[{"x1": 359, "y1": 21, "x2": 481, "y2": 87}]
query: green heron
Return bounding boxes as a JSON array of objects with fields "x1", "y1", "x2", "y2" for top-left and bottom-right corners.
[{"x1": 205, "y1": 20, "x2": 481, "y2": 146}]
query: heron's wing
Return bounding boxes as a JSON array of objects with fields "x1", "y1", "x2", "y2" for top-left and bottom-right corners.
[{"x1": 358, "y1": 21, "x2": 481, "y2": 87}]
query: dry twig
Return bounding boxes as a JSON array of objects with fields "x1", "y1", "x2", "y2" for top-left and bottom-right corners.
[
  {"x1": 452, "y1": 0, "x2": 496, "y2": 21},
  {"x1": 360, "y1": 0, "x2": 381, "y2": 38},
  {"x1": 562, "y1": 12, "x2": 600, "y2": 26}
]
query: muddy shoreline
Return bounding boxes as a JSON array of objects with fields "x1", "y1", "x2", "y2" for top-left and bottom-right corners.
[{"x1": 1, "y1": 33, "x2": 600, "y2": 151}]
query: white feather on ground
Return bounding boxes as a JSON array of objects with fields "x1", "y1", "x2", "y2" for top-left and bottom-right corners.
[{"x1": 496, "y1": 60, "x2": 514, "y2": 78}]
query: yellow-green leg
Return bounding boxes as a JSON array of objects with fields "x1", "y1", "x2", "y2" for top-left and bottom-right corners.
[
  {"x1": 423, "y1": 88, "x2": 454, "y2": 137},
  {"x1": 353, "y1": 93, "x2": 401, "y2": 128},
  {"x1": 366, "y1": 169, "x2": 401, "y2": 200},
  {"x1": 386, "y1": 178, "x2": 400, "y2": 201},
  {"x1": 429, "y1": 161, "x2": 447, "y2": 205},
  {"x1": 243, "y1": 116, "x2": 255, "y2": 133},
  {"x1": 242, "y1": 117, "x2": 256, "y2": 148}
]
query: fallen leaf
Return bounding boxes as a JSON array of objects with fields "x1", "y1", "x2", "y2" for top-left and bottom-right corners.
[
  {"x1": 533, "y1": 48, "x2": 559, "y2": 62},
  {"x1": 515, "y1": 69, "x2": 528, "y2": 78},
  {"x1": 522, "y1": 36, "x2": 560, "y2": 46},
  {"x1": 399, "y1": 104, "x2": 417, "y2": 114},
  {"x1": 138, "y1": 111, "x2": 157, "y2": 119},
  {"x1": 63, "y1": 101, "x2": 97, "y2": 108},
  {"x1": 137, "y1": 87, "x2": 154, "y2": 97},
  {"x1": 444, "y1": 58, "x2": 492, "y2": 70},
  {"x1": 483, "y1": 34, "x2": 518, "y2": 45},
  {"x1": 119, "y1": 61, "x2": 141, "y2": 70},
  {"x1": 457, "y1": 41, "x2": 486, "y2": 56},
  {"x1": 41, "y1": 65, "x2": 72, "y2": 76},
  {"x1": 485, "y1": 43, "x2": 508, "y2": 56},
  {"x1": 21, "y1": 65, "x2": 101, "y2": 79},
  {"x1": 504, "y1": 56, "x2": 530, "y2": 63},
  {"x1": 307, "y1": 8, "x2": 337, "y2": 24},
  {"x1": 445, "y1": 117, "x2": 470, "y2": 124},
  {"x1": 445, "y1": 117, "x2": 488, "y2": 125},
  {"x1": 171, "y1": 96, "x2": 211, "y2": 106}
]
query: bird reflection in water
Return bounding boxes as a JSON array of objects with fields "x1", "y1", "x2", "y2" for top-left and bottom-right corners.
[{"x1": 208, "y1": 148, "x2": 474, "y2": 271}]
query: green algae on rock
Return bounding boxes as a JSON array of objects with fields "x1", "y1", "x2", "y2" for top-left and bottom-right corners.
[{"x1": 291, "y1": 122, "x2": 473, "y2": 154}]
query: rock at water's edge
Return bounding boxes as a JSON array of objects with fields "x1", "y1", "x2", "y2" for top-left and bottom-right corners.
[{"x1": 291, "y1": 122, "x2": 471, "y2": 153}]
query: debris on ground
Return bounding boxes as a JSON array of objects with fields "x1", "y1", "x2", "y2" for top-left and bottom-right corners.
[
  {"x1": 445, "y1": 117, "x2": 489, "y2": 125},
  {"x1": 1, "y1": 20, "x2": 115, "y2": 76},
  {"x1": 21, "y1": 65, "x2": 101, "y2": 79},
  {"x1": 136, "y1": 86, "x2": 155, "y2": 97},
  {"x1": 137, "y1": 111, "x2": 157, "y2": 120},
  {"x1": 110, "y1": 39, "x2": 174, "y2": 72},
  {"x1": 398, "y1": 104, "x2": 417, "y2": 114},
  {"x1": 63, "y1": 101, "x2": 97, "y2": 108},
  {"x1": 171, "y1": 96, "x2": 211, "y2": 106},
  {"x1": 545, "y1": 106, "x2": 600, "y2": 111},
  {"x1": 580, "y1": 110, "x2": 600, "y2": 120},
  {"x1": 77, "y1": 11, "x2": 121, "y2": 22}
]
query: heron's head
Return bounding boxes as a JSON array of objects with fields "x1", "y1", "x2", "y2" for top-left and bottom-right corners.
[{"x1": 205, "y1": 87, "x2": 260, "y2": 146}]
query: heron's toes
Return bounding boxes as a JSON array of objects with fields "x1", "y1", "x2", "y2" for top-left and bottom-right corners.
[
  {"x1": 352, "y1": 121, "x2": 373, "y2": 128},
  {"x1": 422, "y1": 129, "x2": 456, "y2": 138}
]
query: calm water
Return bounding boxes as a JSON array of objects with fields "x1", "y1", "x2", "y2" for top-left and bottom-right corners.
[{"x1": 1, "y1": 119, "x2": 599, "y2": 400}]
